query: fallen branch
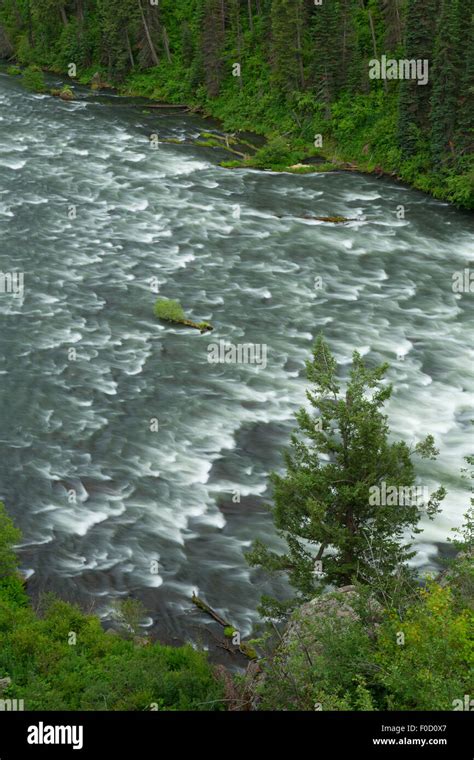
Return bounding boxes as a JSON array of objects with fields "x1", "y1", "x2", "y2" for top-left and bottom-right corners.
[
  {"x1": 191, "y1": 593, "x2": 257, "y2": 660},
  {"x1": 192, "y1": 593, "x2": 230, "y2": 627}
]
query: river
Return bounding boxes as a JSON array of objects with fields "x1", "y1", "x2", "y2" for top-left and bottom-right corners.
[{"x1": 0, "y1": 72, "x2": 472, "y2": 645}]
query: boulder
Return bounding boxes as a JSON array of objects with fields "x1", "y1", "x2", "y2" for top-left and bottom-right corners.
[
  {"x1": 240, "y1": 585, "x2": 383, "y2": 709},
  {"x1": 0, "y1": 676, "x2": 12, "y2": 693}
]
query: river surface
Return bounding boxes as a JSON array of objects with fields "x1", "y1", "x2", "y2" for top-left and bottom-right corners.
[{"x1": 0, "y1": 73, "x2": 472, "y2": 644}]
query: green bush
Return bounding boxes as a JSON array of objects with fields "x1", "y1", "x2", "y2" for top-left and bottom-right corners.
[
  {"x1": 154, "y1": 298, "x2": 186, "y2": 322},
  {"x1": 251, "y1": 136, "x2": 299, "y2": 170},
  {"x1": 259, "y1": 578, "x2": 473, "y2": 711},
  {"x1": 22, "y1": 66, "x2": 46, "y2": 93},
  {"x1": 0, "y1": 503, "x2": 224, "y2": 711},
  {"x1": 376, "y1": 583, "x2": 473, "y2": 710}
]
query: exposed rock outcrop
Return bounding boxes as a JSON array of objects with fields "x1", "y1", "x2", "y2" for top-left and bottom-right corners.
[{"x1": 241, "y1": 585, "x2": 383, "y2": 709}]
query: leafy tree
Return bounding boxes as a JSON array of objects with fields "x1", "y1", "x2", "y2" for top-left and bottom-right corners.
[{"x1": 247, "y1": 336, "x2": 446, "y2": 606}]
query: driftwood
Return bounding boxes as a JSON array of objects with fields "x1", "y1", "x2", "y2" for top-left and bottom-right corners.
[
  {"x1": 301, "y1": 214, "x2": 359, "y2": 223},
  {"x1": 276, "y1": 214, "x2": 359, "y2": 224},
  {"x1": 191, "y1": 593, "x2": 257, "y2": 660},
  {"x1": 147, "y1": 103, "x2": 190, "y2": 110},
  {"x1": 174, "y1": 318, "x2": 213, "y2": 333},
  {"x1": 192, "y1": 593, "x2": 230, "y2": 627}
]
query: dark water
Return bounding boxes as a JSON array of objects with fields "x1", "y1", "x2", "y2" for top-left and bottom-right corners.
[{"x1": 0, "y1": 73, "x2": 472, "y2": 644}]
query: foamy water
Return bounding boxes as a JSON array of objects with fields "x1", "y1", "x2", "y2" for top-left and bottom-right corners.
[{"x1": 0, "y1": 74, "x2": 472, "y2": 640}]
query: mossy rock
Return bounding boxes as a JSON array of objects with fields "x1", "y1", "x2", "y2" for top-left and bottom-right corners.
[
  {"x1": 6, "y1": 66, "x2": 22, "y2": 76},
  {"x1": 239, "y1": 641, "x2": 258, "y2": 660},
  {"x1": 51, "y1": 86, "x2": 74, "y2": 101}
]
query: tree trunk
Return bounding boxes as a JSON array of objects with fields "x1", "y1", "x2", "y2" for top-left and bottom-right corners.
[
  {"x1": 162, "y1": 25, "x2": 172, "y2": 63},
  {"x1": 221, "y1": 0, "x2": 226, "y2": 32},
  {"x1": 59, "y1": 4, "x2": 68, "y2": 26},
  {"x1": 125, "y1": 30, "x2": 135, "y2": 68},
  {"x1": 295, "y1": 3, "x2": 305, "y2": 89},
  {"x1": 76, "y1": 0, "x2": 84, "y2": 24},
  {"x1": 138, "y1": 0, "x2": 160, "y2": 67},
  {"x1": 247, "y1": 0, "x2": 253, "y2": 31},
  {"x1": 367, "y1": 9, "x2": 377, "y2": 59}
]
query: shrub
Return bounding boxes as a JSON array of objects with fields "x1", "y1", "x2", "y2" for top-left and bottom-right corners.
[
  {"x1": 251, "y1": 135, "x2": 298, "y2": 169},
  {"x1": 376, "y1": 583, "x2": 474, "y2": 710},
  {"x1": 22, "y1": 66, "x2": 46, "y2": 93},
  {"x1": 154, "y1": 298, "x2": 186, "y2": 322}
]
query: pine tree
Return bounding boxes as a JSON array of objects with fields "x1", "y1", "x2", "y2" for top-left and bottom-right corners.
[
  {"x1": 97, "y1": 0, "x2": 140, "y2": 76},
  {"x1": 270, "y1": 0, "x2": 305, "y2": 94},
  {"x1": 430, "y1": 0, "x2": 462, "y2": 163},
  {"x1": 454, "y1": 8, "x2": 474, "y2": 158},
  {"x1": 381, "y1": 0, "x2": 404, "y2": 52},
  {"x1": 397, "y1": 0, "x2": 439, "y2": 158},
  {"x1": 201, "y1": 0, "x2": 226, "y2": 96},
  {"x1": 247, "y1": 337, "x2": 446, "y2": 603}
]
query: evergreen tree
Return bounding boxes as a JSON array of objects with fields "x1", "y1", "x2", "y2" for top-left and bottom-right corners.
[
  {"x1": 270, "y1": 0, "x2": 305, "y2": 94},
  {"x1": 201, "y1": 0, "x2": 226, "y2": 96},
  {"x1": 247, "y1": 337, "x2": 446, "y2": 604},
  {"x1": 430, "y1": 0, "x2": 462, "y2": 163},
  {"x1": 97, "y1": 0, "x2": 139, "y2": 76},
  {"x1": 453, "y1": 4, "x2": 474, "y2": 160},
  {"x1": 397, "y1": 0, "x2": 439, "y2": 158}
]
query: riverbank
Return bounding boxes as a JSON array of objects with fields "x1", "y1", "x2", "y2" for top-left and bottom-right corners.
[{"x1": 3, "y1": 60, "x2": 473, "y2": 209}]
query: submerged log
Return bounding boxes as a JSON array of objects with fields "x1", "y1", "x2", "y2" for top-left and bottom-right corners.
[
  {"x1": 301, "y1": 214, "x2": 358, "y2": 223},
  {"x1": 191, "y1": 593, "x2": 257, "y2": 660},
  {"x1": 180, "y1": 318, "x2": 213, "y2": 333},
  {"x1": 192, "y1": 593, "x2": 230, "y2": 627},
  {"x1": 147, "y1": 103, "x2": 189, "y2": 110},
  {"x1": 276, "y1": 214, "x2": 359, "y2": 224}
]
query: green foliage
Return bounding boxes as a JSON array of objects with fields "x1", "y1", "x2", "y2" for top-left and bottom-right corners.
[
  {"x1": 259, "y1": 578, "x2": 473, "y2": 711},
  {"x1": 251, "y1": 135, "x2": 299, "y2": 170},
  {"x1": 112, "y1": 598, "x2": 146, "y2": 638},
  {"x1": 376, "y1": 583, "x2": 473, "y2": 710},
  {"x1": 247, "y1": 336, "x2": 446, "y2": 606},
  {"x1": 0, "y1": 595, "x2": 224, "y2": 710},
  {"x1": 0, "y1": 0, "x2": 470, "y2": 205},
  {"x1": 22, "y1": 65, "x2": 46, "y2": 93},
  {"x1": 0, "y1": 504, "x2": 223, "y2": 711},
  {"x1": 0, "y1": 502, "x2": 21, "y2": 580},
  {"x1": 154, "y1": 298, "x2": 186, "y2": 323}
]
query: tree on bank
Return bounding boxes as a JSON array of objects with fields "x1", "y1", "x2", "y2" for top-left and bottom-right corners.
[{"x1": 247, "y1": 337, "x2": 446, "y2": 611}]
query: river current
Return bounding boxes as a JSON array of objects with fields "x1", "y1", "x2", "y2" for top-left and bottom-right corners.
[{"x1": 0, "y1": 73, "x2": 472, "y2": 642}]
